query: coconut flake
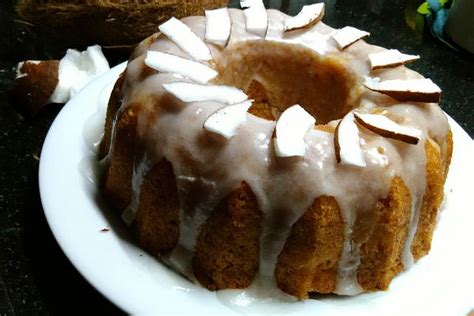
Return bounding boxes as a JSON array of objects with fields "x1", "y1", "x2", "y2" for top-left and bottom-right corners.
[
  {"x1": 203, "y1": 100, "x2": 253, "y2": 138},
  {"x1": 240, "y1": 0, "x2": 253, "y2": 7},
  {"x1": 145, "y1": 51, "x2": 217, "y2": 84},
  {"x1": 354, "y1": 112, "x2": 422, "y2": 145},
  {"x1": 205, "y1": 8, "x2": 231, "y2": 47},
  {"x1": 49, "y1": 45, "x2": 110, "y2": 103},
  {"x1": 284, "y1": 3, "x2": 325, "y2": 32},
  {"x1": 364, "y1": 77, "x2": 441, "y2": 103},
  {"x1": 331, "y1": 26, "x2": 370, "y2": 49},
  {"x1": 159, "y1": 17, "x2": 212, "y2": 61},
  {"x1": 274, "y1": 104, "x2": 316, "y2": 157},
  {"x1": 163, "y1": 82, "x2": 248, "y2": 104},
  {"x1": 335, "y1": 111, "x2": 366, "y2": 167},
  {"x1": 369, "y1": 49, "x2": 420, "y2": 70},
  {"x1": 241, "y1": 0, "x2": 268, "y2": 37}
]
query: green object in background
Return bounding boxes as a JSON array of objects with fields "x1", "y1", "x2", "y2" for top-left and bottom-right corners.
[
  {"x1": 417, "y1": 2, "x2": 430, "y2": 14},
  {"x1": 415, "y1": 0, "x2": 460, "y2": 51},
  {"x1": 417, "y1": 0, "x2": 449, "y2": 15}
]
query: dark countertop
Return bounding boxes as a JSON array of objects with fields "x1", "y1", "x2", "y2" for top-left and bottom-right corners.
[{"x1": 0, "y1": 0, "x2": 472, "y2": 314}]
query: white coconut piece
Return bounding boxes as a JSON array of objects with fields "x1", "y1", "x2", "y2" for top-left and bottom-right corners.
[
  {"x1": 354, "y1": 112, "x2": 422, "y2": 145},
  {"x1": 241, "y1": 0, "x2": 268, "y2": 37},
  {"x1": 163, "y1": 82, "x2": 248, "y2": 104},
  {"x1": 85, "y1": 45, "x2": 110, "y2": 73},
  {"x1": 159, "y1": 17, "x2": 213, "y2": 61},
  {"x1": 145, "y1": 51, "x2": 217, "y2": 84},
  {"x1": 49, "y1": 45, "x2": 110, "y2": 103},
  {"x1": 274, "y1": 104, "x2": 316, "y2": 157},
  {"x1": 369, "y1": 49, "x2": 420, "y2": 70},
  {"x1": 334, "y1": 111, "x2": 366, "y2": 167},
  {"x1": 284, "y1": 3, "x2": 325, "y2": 32},
  {"x1": 364, "y1": 77, "x2": 441, "y2": 103},
  {"x1": 331, "y1": 26, "x2": 370, "y2": 49},
  {"x1": 205, "y1": 8, "x2": 232, "y2": 47},
  {"x1": 203, "y1": 100, "x2": 253, "y2": 138},
  {"x1": 240, "y1": 0, "x2": 252, "y2": 7}
]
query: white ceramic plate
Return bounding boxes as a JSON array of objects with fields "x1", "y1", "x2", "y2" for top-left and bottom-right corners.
[{"x1": 39, "y1": 63, "x2": 474, "y2": 315}]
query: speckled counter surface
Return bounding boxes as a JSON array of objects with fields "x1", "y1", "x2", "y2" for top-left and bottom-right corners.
[{"x1": 0, "y1": 0, "x2": 472, "y2": 314}]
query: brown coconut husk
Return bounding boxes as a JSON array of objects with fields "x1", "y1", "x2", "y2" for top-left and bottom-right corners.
[{"x1": 16, "y1": 0, "x2": 228, "y2": 49}]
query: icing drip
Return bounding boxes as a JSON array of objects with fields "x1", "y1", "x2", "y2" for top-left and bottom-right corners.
[
  {"x1": 336, "y1": 234, "x2": 362, "y2": 295},
  {"x1": 400, "y1": 140, "x2": 427, "y2": 268},
  {"x1": 122, "y1": 156, "x2": 151, "y2": 225}
]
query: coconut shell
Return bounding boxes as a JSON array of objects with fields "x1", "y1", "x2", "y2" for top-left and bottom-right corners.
[
  {"x1": 16, "y1": 0, "x2": 229, "y2": 48},
  {"x1": 10, "y1": 60, "x2": 60, "y2": 116}
]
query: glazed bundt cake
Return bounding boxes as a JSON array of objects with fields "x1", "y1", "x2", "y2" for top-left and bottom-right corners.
[{"x1": 99, "y1": 2, "x2": 453, "y2": 298}]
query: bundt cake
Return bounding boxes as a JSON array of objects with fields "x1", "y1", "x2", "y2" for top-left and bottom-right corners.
[{"x1": 99, "y1": 1, "x2": 453, "y2": 299}]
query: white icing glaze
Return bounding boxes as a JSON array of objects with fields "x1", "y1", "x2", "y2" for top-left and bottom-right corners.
[{"x1": 107, "y1": 8, "x2": 450, "y2": 298}]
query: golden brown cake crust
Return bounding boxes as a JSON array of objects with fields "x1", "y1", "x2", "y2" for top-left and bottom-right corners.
[
  {"x1": 275, "y1": 195, "x2": 344, "y2": 298},
  {"x1": 357, "y1": 176, "x2": 411, "y2": 290},
  {"x1": 132, "y1": 159, "x2": 180, "y2": 256},
  {"x1": 410, "y1": 139, "x2": 445, "y2": 260},
  {"x1": 443, "y1": 130, "x2": 454, "y2": 182},
  {"x1": 193, "y1": 182, "x2": 262, "y2": 290},
  {"x1": 103, "y1": 104, "x2": 140, "y2": 211},
  {"x1": 99, "y1": 71, "x2": 125, "y2": 160}
]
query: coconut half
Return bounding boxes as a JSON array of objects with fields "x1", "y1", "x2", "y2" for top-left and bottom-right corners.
[
  {"x1": 274, "y1": 104, "x2": 316, "y2": 157},
  {"x1": 145, "y1": 51, "x2": 217, "y2": 84},
  {"x1": 284, "y1": 3, "x2": 325, "y2": 32},
  {"x1": 369, "y1": 49, "x2": 420, "y2": 70},
  {"x1": 205, "y1": 8, "x2": 232, "y2": 47},
  {"x1": 50, "y1": 45, "x2": 110, "y2": 103},
  {"x1": 354, "y1": 112, "x2": 422, "y2": 144},
  {"x1": 203, "y1": 100, "x2": 253, "y2": 138},
  {"x1": 364, "y1": 77, "x2": 441, "y2": 103},
  {"x1": 163, "y1": 82, "x2": 248, "y2": 104},
  {"x1": 241, "y1": 0, "x2": 268, "y2": 37},
  {"x1": 159, "y1": 17, "x2": 213, "y2": 61},
  {"x1": 10, "y1": 45, "x2": 109, "y2": 115},
  {"x1": 331, "y1": 26, "x2": 370, "y2": 49},
  {"x1": 335, "y1": 111, "x2": 366, "y2": 167}
]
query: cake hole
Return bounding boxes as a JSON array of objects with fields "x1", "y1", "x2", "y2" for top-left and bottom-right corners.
[
  {"x1": 246, "y1": 79, "x2": 280, "y2": 120},
  {"x1": 216, "y1": 40, "x2": 357, "y2": 124}
]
